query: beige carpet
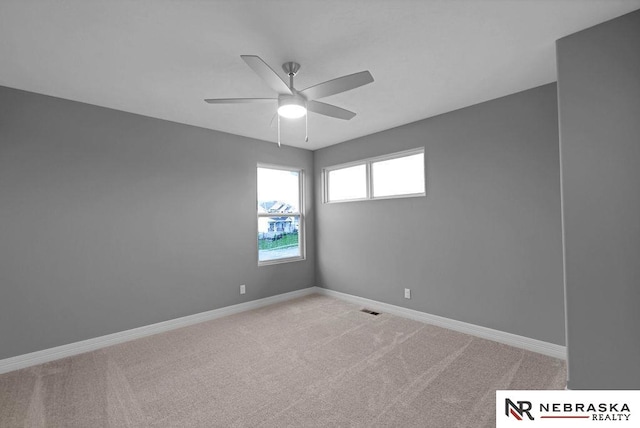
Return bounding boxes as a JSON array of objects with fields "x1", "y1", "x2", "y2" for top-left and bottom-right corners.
[{"x1": 0, "y1": 294, "x2": 566, "y2": 427}]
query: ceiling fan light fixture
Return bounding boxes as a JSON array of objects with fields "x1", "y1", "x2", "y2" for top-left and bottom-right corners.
[{"x1": 278, "y1": 96, "x2": 307, "y2": 119}]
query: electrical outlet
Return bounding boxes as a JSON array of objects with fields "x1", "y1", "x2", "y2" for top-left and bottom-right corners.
[
  {"x1": 240, "y1": 284, "x2": 246, "y2": 295},
  {"x1": 404, "y1": 288, "x2": 411, "y2": 299}
]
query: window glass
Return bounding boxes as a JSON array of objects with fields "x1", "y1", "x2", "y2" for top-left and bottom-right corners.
[
  {"x1": 327, "y1": 164, "x2": 367, "y2": 202},
  {"x1": 257, "y1": 167, "x2": 303, "y2": 264},
  {"x1": 257, "y1": 216, "x2": 300, "y2": 262},
  {"x1": 372, "y1": 152, "x2": 425, "y2": 198},
  {"x1": 257, "y1": 168, "x2": 300, "y2": 213}
]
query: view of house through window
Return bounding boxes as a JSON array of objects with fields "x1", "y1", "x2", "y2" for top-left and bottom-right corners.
[{"x1": 257, "y1": 166, "x2": 304, "y2": 264}]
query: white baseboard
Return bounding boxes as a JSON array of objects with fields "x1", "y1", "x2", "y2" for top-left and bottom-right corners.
[
  {"x1": 315, "y1": 287, "x2": 567, "y2": 360},
  {"x1": 0, "y1": 285, "x2": 566, "y2": 375},
  {"x1": 0, "y1": 286, "x2": 318, "y2": 375}
]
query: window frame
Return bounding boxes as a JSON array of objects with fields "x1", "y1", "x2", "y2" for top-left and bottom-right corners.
[
  {"x1": 323, "y1": 147, "x2": 425, "y2": 203},
  {"x1": 257, "y1": 163, "x2": 306, "y2": 266},
  {"x1": 325, "y1": 162, "x2": 369, "y2": 203}
]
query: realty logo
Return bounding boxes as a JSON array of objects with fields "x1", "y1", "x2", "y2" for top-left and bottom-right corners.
[
  {"x1": 497, "y1": 390, "x2": 639, "y2": 427},
  {"x1": 505, "y1": 398, "x2": 534, "y2": 421}
]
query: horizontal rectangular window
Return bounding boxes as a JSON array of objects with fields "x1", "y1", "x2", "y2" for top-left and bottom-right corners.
[
  {"x1": 372, "y1": 152, "x2": 425, "y2": 198},
  {"x1": 257, "y1": 165, "x2": 305, "y2": 265},
  {"x1": 326, "y1": 163, "x2": 367, "y2": 202},
  {"x1": 323, "y1": 148, "x2": 425, "y2": 203}
]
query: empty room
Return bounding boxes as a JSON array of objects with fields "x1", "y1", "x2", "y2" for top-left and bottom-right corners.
[{"x1": 1, "y1": 1, "x2": 639, "y2": 426}]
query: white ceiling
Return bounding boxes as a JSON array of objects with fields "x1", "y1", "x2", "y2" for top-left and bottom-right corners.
[{"x1": 1, "y1": 1, "x2": 639, "y2": 150}]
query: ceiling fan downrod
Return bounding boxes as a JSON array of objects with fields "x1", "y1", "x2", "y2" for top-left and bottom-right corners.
[{"x1": 282, "y1": 62, "x2": 300, "y2": 90}]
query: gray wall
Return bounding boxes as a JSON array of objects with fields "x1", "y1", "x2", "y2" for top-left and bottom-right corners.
[
  {"x1": 557, "y1": 9, "x2": 640, "y2": 389},
  {"x1": 315, "y1": 84, "x2": 565, "y2": 346},
  {"x1": 0, "y1": 86, "x2": 315, "y2": 359}
]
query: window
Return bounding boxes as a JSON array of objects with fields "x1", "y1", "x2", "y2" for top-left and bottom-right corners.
[
  {"x1": 326, "y1": 164, "x2": 367, "y2": 202},
  {"x1": 257, "y1": 165, "x2": 304, "y2": 265},
  {"x1": 323, "y1": 148, "x2": 425, "y2": 203},
  {"x1": 371, "y1": 151, "x2": 425, "y2": 198}
]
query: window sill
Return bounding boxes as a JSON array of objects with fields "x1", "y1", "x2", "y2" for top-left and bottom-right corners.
[
  {"x1": 258, "y1": 256, "x2": 306, "y2": 267},
  {"x1": 325, "y1": 192, "x2": 426, "y2": 204}
]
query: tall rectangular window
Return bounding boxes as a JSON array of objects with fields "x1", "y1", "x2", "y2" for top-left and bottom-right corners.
[
  {"x1": 323, "y1": 148, "x2": 425, "y2": 203},
  {"x1": 257, "y1": 165, "x2": 304, "y2": 265}
]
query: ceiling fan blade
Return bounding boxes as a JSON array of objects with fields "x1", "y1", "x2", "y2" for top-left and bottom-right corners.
[
  {"x1": 307, "y1": 100, "x2": 356, "y2": 120},
  {"x1": 300, "y1": 70, "x2": 373, "y2": 100},
  {"x1": 241, "y1": 55, "x2": 292, "y2": 95},
  {"x1": 204, "y1": 98, "x2": 276, "y2": 104}
]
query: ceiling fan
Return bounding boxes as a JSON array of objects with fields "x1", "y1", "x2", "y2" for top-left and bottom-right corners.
[{"x1": 205, "y1": 55, "x2": 374, "y2": 146}]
